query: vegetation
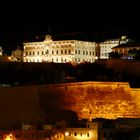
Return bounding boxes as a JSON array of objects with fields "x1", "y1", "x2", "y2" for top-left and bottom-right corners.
[
  {"x1": 109, "y1": 51, "x2": 121, "y2": 59},
  {"x1": 128, "y1": 49, "x2": 140, "y2": 61},
  {"x1": 0, "y1": 60, "x2": 140, "y2": 87}
]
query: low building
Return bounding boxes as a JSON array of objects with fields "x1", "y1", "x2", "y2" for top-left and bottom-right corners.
[
  {"x1": 112, "y1": 43, "x2": 140, "y2": 56},
  {"x1": 1, "y1": 119, "x2": 140, "y2": 140},
  {"x1": 23, "y1": 35, "x2": 97, "y2": 63}
]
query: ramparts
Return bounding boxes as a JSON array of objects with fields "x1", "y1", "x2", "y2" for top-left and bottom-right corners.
[{"x1": 0, "y1": 81, "x2": 140, "y2": 129}]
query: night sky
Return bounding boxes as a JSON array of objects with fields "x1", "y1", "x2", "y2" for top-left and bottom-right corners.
[{"x1": 1, "y1": 2, "x2": 140, "y2": 54}]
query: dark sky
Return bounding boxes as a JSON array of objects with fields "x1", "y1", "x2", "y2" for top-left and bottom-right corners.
[{"x1": 1, "y1": 1, "x2": 140, "y2": 54}]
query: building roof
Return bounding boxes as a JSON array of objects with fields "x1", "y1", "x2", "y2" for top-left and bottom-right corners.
[{"x1": 113, "y1": 43, "x2": 140, "y2": 49}]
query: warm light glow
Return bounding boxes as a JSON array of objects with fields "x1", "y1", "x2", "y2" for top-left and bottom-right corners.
[
  {"x1": 4, "y1": 134, "x2": 13, "y2": 140},
  {"x1": 95, "y1": 56, "x2": 98, "y2": 60},
  {"x1": 8, "y1": 57, "x2": 11, "y2": 60},
  {"x1": 65, "y1": 132, "x2": 69, "y2": 136}
]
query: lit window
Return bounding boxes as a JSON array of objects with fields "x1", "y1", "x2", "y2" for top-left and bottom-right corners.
[{"x1": 65, "y1": 132, "x2": 69, "y2": 136}]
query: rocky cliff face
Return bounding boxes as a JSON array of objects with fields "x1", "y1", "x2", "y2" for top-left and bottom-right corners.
[{"x1": 0, "y1": 81, "x2": 140, "y2": 129}]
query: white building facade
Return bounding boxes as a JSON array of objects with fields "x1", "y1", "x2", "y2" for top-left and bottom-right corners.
[
  {"x1": 99, "y1": 40, "x2": 120, "y2": 59},
  {"x1": 23, "y1": 35, "x2": 97, "y2": 63},
  {"x1": 99, "y1": 36, "x2": 129, "y2": 59}
]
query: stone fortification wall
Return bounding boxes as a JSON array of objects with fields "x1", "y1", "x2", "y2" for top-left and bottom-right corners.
[{"x1": 0, "y1": 81, "x2": 140, "y2": 129}]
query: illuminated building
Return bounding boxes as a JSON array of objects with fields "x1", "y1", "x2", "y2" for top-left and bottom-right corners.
[
  {"x1": 11, "y1": 46, "x2": 23, "y2": 62},
  {"x1": 1, "y1": 119, "x2": 140, "y2": 140},
  {"x1": 98, "y1": 36, "x2": 129, "y2": 59},
  {"x1": 23, "y1": 35, "x2": 96, "y2": 63}
]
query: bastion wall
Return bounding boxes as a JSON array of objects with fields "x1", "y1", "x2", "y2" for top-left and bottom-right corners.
[{"x1": 0, "y1": 81, "x2": 140, "y2": 129}]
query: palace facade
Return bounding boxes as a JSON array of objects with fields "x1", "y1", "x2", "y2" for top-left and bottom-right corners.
[{"x1": 23, "y1": 35, "x2": 97, "y2": 63}]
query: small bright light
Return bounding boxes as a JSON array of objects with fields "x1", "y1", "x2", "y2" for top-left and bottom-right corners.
[
  {"x1": 65, "y1": 132, "x2": 69, "y2": 136},
  {"x1": 9, "y1": 134, "x2": 12, "y2": 137},
  {"x1": 8, "y1": 57, "x2": 11, "y2": 60},
  {"x1": 95, "y1": 56, "x2": 98, "y2": 60}
]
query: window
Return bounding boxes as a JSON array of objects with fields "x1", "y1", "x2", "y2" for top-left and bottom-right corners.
[
  {"x1": 29, "y1": 51, "x2": 31, "y2": 55},
  {"x1": 78, "y1": 50, "x2": 80, "y2": 54},
  {"x1": 37, "y1": 51, "x2": 39, "y2": 55},
  {"x1": 83, "y1": 51, "x2": 85, "y2": 55},
  {"x1": 56, "y1": 50, "x2": 58, "y2": 54},
  {"x1": 33, "y1": 51, "x2": 35, "y2": 55},
  {"x1": 87, "y1": 133, "x2": 89, "y2": 137},
  {"x1": 74, "y1": 133, "x2": 77, "y2": 136},
  {"x1": 93, "y1": 51, "x2": 94, "y2": 55},
  {"x1": 89, "y1": 51, "x2": 91, "y2": 55},
  {"x1": 69, "y1": 50, "x2": 71, "y2": 54},
  {"x1": 75, "y1": 50, "x2": 77, "y2": 54},
  {"x1": 42, "y1": 51, "x2": 44, "y2": 55},
  {"x1": 52, "y1": 50, "x2": 54, "y2": 54},
  {"x1": 86, "y1": 51, "x2": 88, "y2": 55},
  {"x1": 61, "y1": 50, "x2": 63, "y2": 54},
  {"x1": 26, "y1": 51, "x2": 28, "y2": 55},
  {"x1": 65, "y1": 50, "x2": 67, "y2": 54},
  {"x1": 46, "y1": 50, "x2": 49, "y2": 54}
]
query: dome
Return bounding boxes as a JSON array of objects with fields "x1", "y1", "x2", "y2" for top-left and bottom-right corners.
[{"x1": 45, "y1": 35, "x2": 52, "y2": 41}]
